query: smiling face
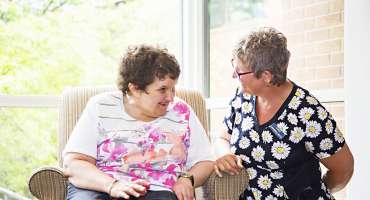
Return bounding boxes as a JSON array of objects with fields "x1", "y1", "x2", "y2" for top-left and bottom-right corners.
[{"x1": 129, "y1": 75, "x2": 177, "y2": 121}]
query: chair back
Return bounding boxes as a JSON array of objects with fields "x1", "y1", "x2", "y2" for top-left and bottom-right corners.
[{"x1": 57, "y1": 86, "x2": 209, "y2": 166}]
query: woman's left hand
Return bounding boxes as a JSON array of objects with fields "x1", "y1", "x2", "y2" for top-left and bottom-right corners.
[{"x1": 172, "y1": 177, "x2": 194, "y2": 200}]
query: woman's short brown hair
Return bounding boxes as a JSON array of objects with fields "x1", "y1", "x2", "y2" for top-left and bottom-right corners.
[
  {"x1": 234, "y1": 27, "x2": 290, "y2": 86},
  {"x1": 117, "y1": 45, "x2": 180, "y2": 95}
]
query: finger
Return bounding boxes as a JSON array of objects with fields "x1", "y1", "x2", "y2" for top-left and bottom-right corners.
[
  {"x1": 175, "y1": 190, "x2": 184, "y2": 200},
  {"x1": 214, "y1": 164, "x2": 223, "y2": 177},
  {"x1": 217, "y1": 159, "x2": 237, "y2": 175},
  {"x1": 119, "y1": 191, "x2": 130, "y2": 199},
  {"x1": 131, "y1": 183, "x2": 147, "y2": 193},
  {"x1": 134, "y1": 179, "x2": 150, "y2": 186},
  {"x1": 125, "y1": 187, "x2": 141, "y2": 198},
  {"x1": 236, "y1": 155, "x2": 244, "y2": 168}
]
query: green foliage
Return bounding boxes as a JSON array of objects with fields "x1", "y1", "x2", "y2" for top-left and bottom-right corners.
[{"x1": 0, "y1": 0, "x2": 180, "y2": 197}]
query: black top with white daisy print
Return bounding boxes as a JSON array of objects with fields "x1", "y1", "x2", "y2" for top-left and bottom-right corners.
[{"x1": 223, "y1": 83, "x2": 345, "y2": 200}]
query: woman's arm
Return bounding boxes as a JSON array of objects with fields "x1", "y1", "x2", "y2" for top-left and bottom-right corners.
[
  {"x1": 213, "y1": 131, "x2": 243, "y2": 177},
  {"x1": 187, "y1": 161, "x2": 214, "y2": 187},
  {"x1": 63, "y1": 152, "x2": 114, "y2": 193},
  {"x1": 63, "y1": 152, "x2": 148, "y2": 198},
  {"x1": 320, "y1": 143, "x2": 354, "y2": 193}
]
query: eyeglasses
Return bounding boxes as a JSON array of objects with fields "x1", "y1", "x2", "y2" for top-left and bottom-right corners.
[{"x1": 231, "y1": 59, "x2": 253, "y2": 78}]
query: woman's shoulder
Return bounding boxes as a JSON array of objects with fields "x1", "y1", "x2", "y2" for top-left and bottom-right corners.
[
  {"x1": 88, "y1": 91, "x2": 123, "y2": 106},
  {"x1": 170, "y1": 97, "x2": 192, "y2": 114}
]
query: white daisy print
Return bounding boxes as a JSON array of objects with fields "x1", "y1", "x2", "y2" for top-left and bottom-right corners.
[
  {"x1": 252, "y1": 146, "x2": 265, "y2": 162},
  {"x1": 288, "y1": 96, "x2": 301, "y2": 110},
  {"x1": 232, "y1": 97, "x2": 241, "y2": 109},
  {"x1": 230, "y1": 128, "x2": 240, "y2": 144},
  {"x1": 239, "y1": 136, "x2": 250, "y2": 149},
  {"x1": 225, "y1": 109, "x2": 232, "y2": 119},
  {"x1": 226, "y1": 121, "x2": 232, "y2": 130},
  {"x1": 243, "y1": 93, "x2": 252, "y2": 100},
  {"x1": 246, "y1": 167, "x2": 257, "y2": 180},
  {"x1": 277, "y1": 122, "x2": 289, "y2": 135},
  {"x1": 320, "y1": 138, "x2": 333, "y2": 151},
  {"x1": 287, "y1": 113, "x2": 298, "y2": 125},
  {"x1": 318, "y1": 197, "x2": 324, "y2": 200},
  {"x1": 266, "y1": 195, "x2": 278, "y2": 200},
  {"x1": 334, "y1": 129, "x2": 344, "y2": 143},
  {"x1": 278, "y1": 110, "x2": 287, "y2": 120},
  {"x1": 271, "y1": 141, "x2": 291, "y2": 160},
  {"x1": 257, "y1": 175, "x2": 272, "y2": 190},
  {"x1": 295, "y1": 88, "x2": 305, "y2": 99},
  {"x1": 289, "y1": 127, "x2": 304, "y2": 143},
  {"x1": 230, "y1": 146, "x2": 237, "y2": 154},
  {"x1": 242, "y1": 101, "x2": 253, "y2": 114},
  {"x1": 241, "y1": 116, "x2": 254, "y2": 131},
  {"x1": 270, "y1": 171, "x2": 283, "y2": 179},
  {"x1": 235, "y1": 112, "x2": 242, "y2": 125},
  {"x1": 262, "y1": 130, "x2": 273, "y2": 143},
  {"x1": 317, "y1": 106, "x2": 328, "y2": 120},
  {"x1": 316, "y1": 152, "x2": 330, "y2": 159},
  {"x1": 306, "y1": 120, "x2": 322, "y2": 138},
  {"x1": 273, "y1": 185, "x2": 285, "y2": 197},
  {"x1": 239, "y1": 154, "x2": 250, "y2": 164},
  {"x1": 251, "y1": 188, "x2": 262, "y2": 200},
  {"x1": 305, "y1": 141, "x2": 315, "y2": 152},
  {"x1": 250, "y1": 130, "x2": 260, "y2": 143},
  {"x1": 306, "y1": 95, "x2": 319, "y2": 105},
  {"x1": 298, "y1": 107, "x2": 315, "y2": 124},
  {"x1": 325, "y1": 120, "x2": 334, "y2": 134},
  {"x1": 266, "y1": 161, "x2": 279, "y2": 170}
]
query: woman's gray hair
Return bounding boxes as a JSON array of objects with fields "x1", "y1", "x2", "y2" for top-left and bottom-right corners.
[{"x1": 233, "y1": 27, "x2": 290, "y2": 86}]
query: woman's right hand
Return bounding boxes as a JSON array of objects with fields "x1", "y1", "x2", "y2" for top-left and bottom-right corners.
[
  {"x1": 214, "y1": 154, "x2": 244, "y2": 177},
  {"x1": 109, "y1": 179, "x2": 149, "y2": 199}
]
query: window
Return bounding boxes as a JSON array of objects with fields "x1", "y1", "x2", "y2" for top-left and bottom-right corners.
[{"x1": 0, "y1": 0, "x2": 181, "y2": 197}]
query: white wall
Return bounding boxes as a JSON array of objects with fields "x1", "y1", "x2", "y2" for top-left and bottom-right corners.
[{"x1": 344, "y1": 1, "x2": 370, "y2": 199}]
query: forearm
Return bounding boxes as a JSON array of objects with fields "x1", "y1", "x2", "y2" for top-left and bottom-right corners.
[
  {"x1": 188, "y1": 161, "x2": 214, "y2": 187},
  {"x1": 64, "y1": 159, "x2": 115, "y2": 193},
  {"x1": 323, "y1": 168, "x2": 354, "y2": 193}
]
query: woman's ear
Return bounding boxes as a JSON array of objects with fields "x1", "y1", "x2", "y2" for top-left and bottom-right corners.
[
  {"x1": 127, "y1": 83, "x2": 140, "y2": 97},
  {"x1": 261, "y1": 70, "x2": 273, "y2": 86}
]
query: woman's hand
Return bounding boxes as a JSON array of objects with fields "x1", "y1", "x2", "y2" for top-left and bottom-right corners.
[
  {"x1": 173, "y1": 177, "x2": 194, "y2": 200},
  {"x1": 214, "y1": 154, "x2": 244, "y2": 177},
  {"x1": 109, "y1": 179, "x2": 149, "y2": 199}
]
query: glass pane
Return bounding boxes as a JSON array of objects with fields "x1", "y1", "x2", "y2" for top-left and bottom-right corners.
[
  {"x1": 0, "y1": 107, "x2": 58, "y2": 198},
  {"x1": 209, "y1": 0, "x2": 274, "y2": 132},
  {"x1": 0, "y1": 0, "x2": 181, "y2": 95}
]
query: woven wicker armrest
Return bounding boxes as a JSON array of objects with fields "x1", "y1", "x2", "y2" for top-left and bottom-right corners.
[
  {"x1": 203, "y1": 170, "x2": 249, "y2": 200},
  {"x1": 28, "y1": 166, "x2": 67, "y2": 200}
]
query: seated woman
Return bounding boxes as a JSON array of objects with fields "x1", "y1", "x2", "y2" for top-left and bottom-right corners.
[
  {"x1": 213, "y1": 27, "x2": 354, "y2": 200},
  {"x1": 63, "y1": 45, "x2": 214, "y2": 200}
]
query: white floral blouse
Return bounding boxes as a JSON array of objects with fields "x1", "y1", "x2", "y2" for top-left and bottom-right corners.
[{"x1": 224, "y1": 83, "x2": 345, "y2": 200}]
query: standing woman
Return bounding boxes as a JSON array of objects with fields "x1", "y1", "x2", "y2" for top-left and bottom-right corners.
[
  {"x1": 63, "y1": 45, "x2": 214, "y2": 200},
  {"x1": 214, "y1": 27, "x2": 354, "y2": 199}
]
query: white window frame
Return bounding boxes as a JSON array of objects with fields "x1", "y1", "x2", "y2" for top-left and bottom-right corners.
[{"x1": 0, "y1": 0, "x2": 344, "y2": 110}]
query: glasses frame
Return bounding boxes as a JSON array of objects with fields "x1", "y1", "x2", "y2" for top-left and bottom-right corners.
[{"x1": 231, "y1": 58, "x2": 253, "y2": 78}]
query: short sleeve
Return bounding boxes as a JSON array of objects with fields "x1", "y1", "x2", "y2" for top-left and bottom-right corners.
[
  {"x1": 303, "y1": 102, "x2": 345, "y2": 160},
  {"x1": 223, "y1": 89, "x2": 241, "y2": 135},
  {"x1": 63, "y1": 97, "x2": 99, "y2": 159},
  {"x1": 186, "y1": 108, "x2": 215, "y2": 169}
]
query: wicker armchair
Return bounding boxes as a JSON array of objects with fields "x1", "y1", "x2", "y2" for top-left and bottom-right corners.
[{"x1": 28, "y1": 86, "x2": 249, "y2": 200}]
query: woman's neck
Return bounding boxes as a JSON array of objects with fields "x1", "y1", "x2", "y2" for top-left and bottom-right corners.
[
  {"x1": 257, "y1": 80, "x2": 293, "y2": 107},
  {"x1": 122, "y1": 95, "x2": 156, "y2": 122}
]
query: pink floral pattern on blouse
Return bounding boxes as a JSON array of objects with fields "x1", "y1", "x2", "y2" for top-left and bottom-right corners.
[{"x1": 96, "y1": 101, "x2": 191, "y2": 190}]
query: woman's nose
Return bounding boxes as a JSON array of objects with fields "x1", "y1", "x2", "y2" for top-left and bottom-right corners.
[{"x1": 166, "y1": 91, "x2": 175, "y2": 102}]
